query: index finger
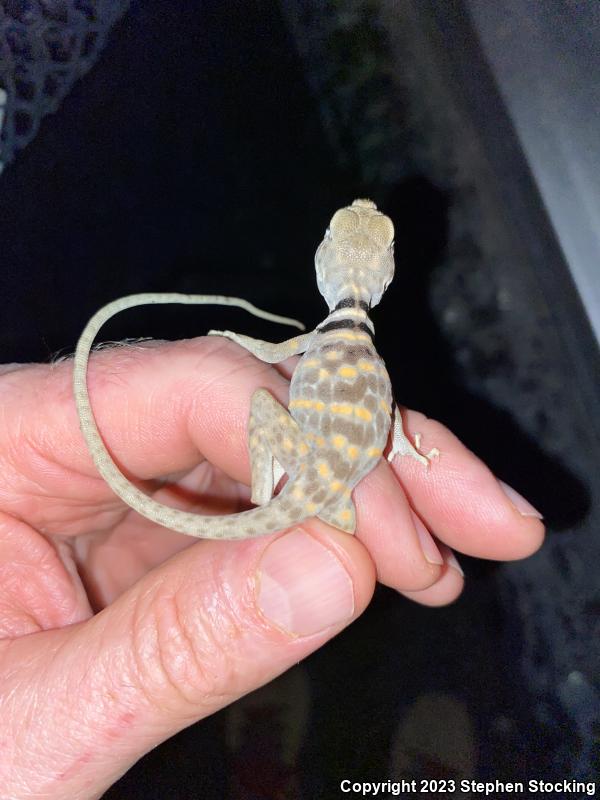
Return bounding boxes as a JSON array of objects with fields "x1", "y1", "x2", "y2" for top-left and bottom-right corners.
[{"x1": 0, "y1": 338, "x2": 287, "y2": 535}]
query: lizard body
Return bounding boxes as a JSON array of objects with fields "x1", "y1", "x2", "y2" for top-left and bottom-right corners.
[{"x1": 73, "y1": 199, "x2": 436, "y2": 539}]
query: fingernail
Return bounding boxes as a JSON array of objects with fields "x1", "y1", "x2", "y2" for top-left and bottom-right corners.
[
  {"x1": 411, "y1": 510, "x2": 444, "y2": 566},
  {"x1": 445, "y1": 549, "x2": 464, "y2": 578},
  {"x1": 498, "y1": 480, "x2": 543, "y2": 519},
  {"x1": 257, "y1": 529, "x2": 355, "y2": 636}
]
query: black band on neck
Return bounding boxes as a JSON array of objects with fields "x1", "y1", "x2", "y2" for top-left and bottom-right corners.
[
  {"x1": 317, "y1": 319, "x2": 374, "y2": 339},
  {"x1": 334, "y1": 297, "x2": 369, "y2": 312},
  {"x1": 357, "y1": 322, "x2": 374, "y2": 337},
  {"x1": 334, "y1": 298, "x2": 356, "y2": 310},
  {"x1": 318, "y1": 319, "x2": 355, "y2": 333}
]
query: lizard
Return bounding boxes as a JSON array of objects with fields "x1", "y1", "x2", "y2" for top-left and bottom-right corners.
[{"x1": 73, "y1": 199, "x2": 438, "y2": 539}]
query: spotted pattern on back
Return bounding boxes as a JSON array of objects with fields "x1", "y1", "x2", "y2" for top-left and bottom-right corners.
[{"x1": 289, "y1": 315, "x2": 393, "y2": 500}]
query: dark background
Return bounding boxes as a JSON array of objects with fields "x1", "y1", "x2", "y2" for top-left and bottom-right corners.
[{"x1": 1, "y1": 1, "x2": 599, "y2": 797}]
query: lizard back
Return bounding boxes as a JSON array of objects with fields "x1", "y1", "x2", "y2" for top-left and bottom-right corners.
[{"x1": 289, "y1": 314, "x2": 392, "y2": 498}]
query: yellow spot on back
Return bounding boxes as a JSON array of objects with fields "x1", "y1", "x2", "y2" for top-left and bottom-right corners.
[
  {"x1": 330, "y1": 480, "x2": 344, "y2": 492},
  {"x1": 306, "y1": 502, "x2": 317, "y2": 514},
  {"x1": 338, "y1": 366, "x2": 357, "y2": 378},
  {"x1": 367, "y1": 447, "x2": 383, "y2": 458},
  {"x1": 332, "y1": 435, "x2": 346, "y2": 449},
  {"x1": 347, "y1": 446, "x2": 359, "y2": 460},
  {"x1": 330, "y1": 403, "x2": 353, "y2": 415},
  {"x1": 289, "y1": 399, "x2": 311, "y2": 409},
  {"x1": 318, "y1": 462, "x2": 331, "y2": 478},
  {"x1": 324, "y1": 350, "x2": 342, "y2": 361},
  {"x1": 357, "y1": 360, "x2": 375, "y2": 372},
  {"x1": 340, "y1": 509, "x2": 353, "y2": 523},
  {"x1": 283, "y1": 437, "x2": 294, "y2": 451},
  {"x1": 354, "y1": 407, "x2": 372, "y2": 422},
  {"x1": 305, "y1": 359, "x2": 320, "y2": 367},
  {"x1": 314, "y1": 435, "x2": 325, "y2": 447},
  {"x1": 292, "y1": 487, "x2": 304, "y2": 499},
  {"x1": 319, "y1": 368, "x2": 329, "y2": 379},
  {"x1": 298, "y1": 442, "x2": 310, "y2": 456},
  {"x1": 289, "y1": 339, "x2": 299, "y2": 349},
  {"x1": 289, "y1": 399, "x2": 325, "y2": 411}
]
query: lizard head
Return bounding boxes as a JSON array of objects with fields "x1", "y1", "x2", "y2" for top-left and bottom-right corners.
[{"x1": 315, "y1": 199, "x2": 395, "y2": 309}]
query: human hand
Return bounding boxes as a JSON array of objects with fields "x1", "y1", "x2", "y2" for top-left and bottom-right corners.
[{"x1": 0, "y1": 337, "x2": 544, "y2": 798}]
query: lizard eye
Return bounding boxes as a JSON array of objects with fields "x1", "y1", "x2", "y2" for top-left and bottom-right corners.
[
  {"x1": 330, "y1": 207, "x2": 360, "y2": 239},
  {"x1": 368, "y1": 215, "x2": 395, "y2": 248}
]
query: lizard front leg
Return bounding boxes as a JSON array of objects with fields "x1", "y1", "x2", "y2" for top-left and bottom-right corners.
[
  {"x1": 208, "y1": 331, "x2": 314, "y2": 364},
  {"x1": 387, "y1": 402, "x2": 440, "y2": 468}
]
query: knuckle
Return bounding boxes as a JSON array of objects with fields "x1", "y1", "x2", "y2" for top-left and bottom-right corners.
[{"x1": 129, "y1": 578, "x2": 242, "y2": 714}]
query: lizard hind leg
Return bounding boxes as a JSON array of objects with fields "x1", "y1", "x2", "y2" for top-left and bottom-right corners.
[
  {"x1": 248, "y1": 389, "x2": 309, "y2": 506},
  {"x1": 317, "y1": 493, "x2": 357, "y2": 534}
]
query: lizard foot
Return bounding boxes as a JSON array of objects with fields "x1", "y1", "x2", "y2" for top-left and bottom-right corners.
[
  {"x1": 388, "y1": 405, "x2": 439, "y2": 470},
  {"x1": 387, "y1": 431, "x2": 440, "y2": 469},
  {"x1": 415, "y1": 433, "x2": 441, "y2": 464}
]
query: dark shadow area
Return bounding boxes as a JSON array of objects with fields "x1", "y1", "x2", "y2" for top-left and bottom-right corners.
[
  {"x1": 0, "y1": 0, "x2": 341, "y2": 363},
  {"x1": 380, "y1": 176, "x2": 589, "y2": 531}
]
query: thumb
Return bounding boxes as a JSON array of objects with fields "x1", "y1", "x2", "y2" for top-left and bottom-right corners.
[{"x1": 2, "y1": 524, "x2": 375, "y2": 799}]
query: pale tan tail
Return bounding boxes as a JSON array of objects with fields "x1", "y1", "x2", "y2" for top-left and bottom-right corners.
[{"x1": 72, "y1": 292, "x2": 305, "y2": 538}]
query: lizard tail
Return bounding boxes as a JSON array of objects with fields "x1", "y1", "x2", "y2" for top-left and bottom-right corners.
[
  {"x1": 101, "y1": 466, "x2": 311, "y2": 539},
  {"x1": 72, "y1": 292, "x2": 306, "y2": 539}
]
